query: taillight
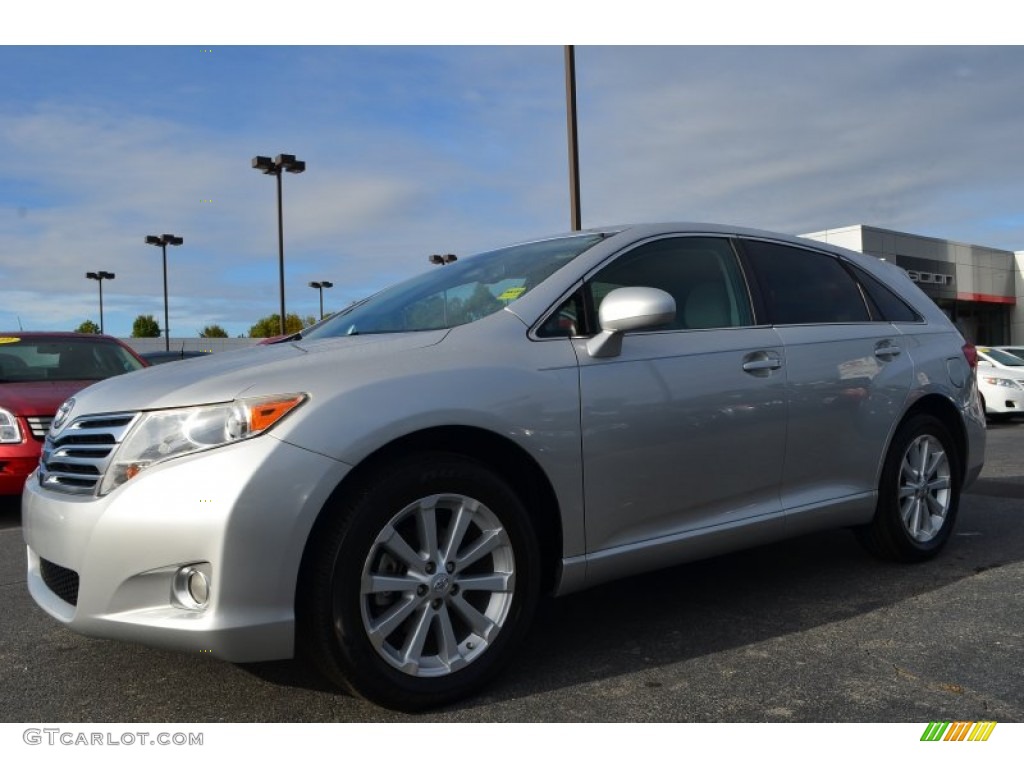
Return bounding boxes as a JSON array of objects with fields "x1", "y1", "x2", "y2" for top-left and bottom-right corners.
[{"x1": 962, "y1": 342, "x2": 978, "y2": 370}]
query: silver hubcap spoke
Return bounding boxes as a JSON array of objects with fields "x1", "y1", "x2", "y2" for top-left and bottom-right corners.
[
  {"x1": 449, "y1": 593, "x2": 498, "y2": 641},
  {"x1": 415, "y1": 501, "x2": 440, "y2": 561},
  {"x1": 367, "y1": 596, "x2": 420, "y2": 647},
  {"x1": 359, "y1": 492, "x2": 516, "y2": 678},
  {"x1": 456, "y1": 573, "x2": 513, "y2": 593},
  {"x1": 441, "y1": 501, "x2": 475, "y2": 564},
  {"x1": 362, "y1": 574, "x2": 421, "y2": 594},
  {"x1": 380, "y1": 526, "x2": 424, "y2": 573},
  {"x1": 455, "y1": 529, "x2": 502, "y2": 572},
  {"x1": 398, "y1": 605, "x2": 433, "y2": 674},
  {"x1": 435, "y1": 604, "x2": 464, "y2": 672},
  {"x1": 897, "y1": 434, "x2": 951, "y2": 543}
]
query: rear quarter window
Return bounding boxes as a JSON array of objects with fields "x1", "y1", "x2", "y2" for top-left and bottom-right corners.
[{"x1": 848, "y1": 264, "x2": 922, "y2": 323}]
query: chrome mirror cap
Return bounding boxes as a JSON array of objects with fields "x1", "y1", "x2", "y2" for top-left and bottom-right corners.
[{"x1": 587, "y1": 287, "x2": 675, "y2": 358}]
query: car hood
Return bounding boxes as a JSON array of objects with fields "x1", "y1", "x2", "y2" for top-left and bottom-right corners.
[
  {"x1": 61, "y1": 331, "x2": 450, "y2": 415},
  {"x1": 979, "y1": 367, "x2": 1024, "y2": 380},
  {"x1": 0, "y1": 380, "x2": 98, "y2": 415}
]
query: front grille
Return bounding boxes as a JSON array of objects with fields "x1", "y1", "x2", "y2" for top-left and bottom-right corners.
[
  {"x1": 25, "y1": 416, "x2": 53, "y2": 441},
  {"x1": 38, "y1": 412, "x2": 138, "y2": 495},
  {"x1": 40, "y1": 558, "x2": 80, "y2": 606}
]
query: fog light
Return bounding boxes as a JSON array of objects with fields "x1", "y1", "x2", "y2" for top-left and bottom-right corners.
[
  {"x1": 172, "y1": 565, "x2": 210, "y2": 610},
  {"x1": 188, "y1": 569, "x2": 209, "y2": 604}
]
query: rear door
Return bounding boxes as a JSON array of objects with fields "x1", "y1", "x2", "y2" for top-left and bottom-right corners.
[{"x1": 738, "y1": 238, "x2": 915, "y2": 514}]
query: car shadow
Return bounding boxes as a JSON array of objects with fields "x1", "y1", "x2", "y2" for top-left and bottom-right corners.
[
  {"x1": 236, "y1": 493, "x2": 1022, "y2": 715},
  {"x1": 481, "y1": 515, "x2": 1020, "y2": 711}
]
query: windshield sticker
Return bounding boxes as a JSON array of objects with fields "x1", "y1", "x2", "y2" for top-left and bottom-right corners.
[
  {"x1": 497, "y1": 286, "x2": 527, "y2": 301},
  {"x1": 0, "y1": 337, "x2": 21, "y2": 344}
]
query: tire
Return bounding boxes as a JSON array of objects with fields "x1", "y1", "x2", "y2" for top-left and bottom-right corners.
[
  {"x1": 297, "y1": 452, "x2": 540, "y2": 711},
  {"x1": 857, "y1": 414, "x2": 961, "y2": 562}
]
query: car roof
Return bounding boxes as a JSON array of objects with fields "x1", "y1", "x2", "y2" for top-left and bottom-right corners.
[{"x1": 0, "y1": 331, "x2": 122, "y2": 341}]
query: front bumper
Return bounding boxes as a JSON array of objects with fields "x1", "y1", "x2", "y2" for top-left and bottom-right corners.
[
  {"x1": 0, "y1": 455, "x2": 38, "y2": 495},
  {"x1": 983, "y1": 383, "x2": 1024, "y2": 414},
  {"x1": 22, "y1": 435, "x2": 350, "y2": 662},
  {"x1": 0, "y1": 440, "x2": 42, "y2": 495}
]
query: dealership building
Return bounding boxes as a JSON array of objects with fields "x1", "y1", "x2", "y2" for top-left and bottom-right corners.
[{"x1": 802, "y1": 224, "x2": 1023, "y2": 346}]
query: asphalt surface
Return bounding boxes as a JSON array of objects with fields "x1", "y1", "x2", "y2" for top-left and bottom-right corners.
[{"x1": 1, "y1": 421, "x2": 1022, "y2": 722}]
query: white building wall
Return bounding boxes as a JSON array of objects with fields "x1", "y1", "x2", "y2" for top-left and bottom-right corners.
[
  {"x1": 1012, "y1": 251, "x2": 1024, "y2": 344},
  {"x1": 800, "y1": 226, "x2": 865, "y2": 252}
]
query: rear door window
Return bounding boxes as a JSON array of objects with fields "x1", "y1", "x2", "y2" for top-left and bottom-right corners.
[{"x1": 742, "y1": 240, "x2": 870, "y2": 325}]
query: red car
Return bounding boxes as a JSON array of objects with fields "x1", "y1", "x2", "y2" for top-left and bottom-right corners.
[{"x1": 0, "y1": 332, "x2": 147, "y2": 496}]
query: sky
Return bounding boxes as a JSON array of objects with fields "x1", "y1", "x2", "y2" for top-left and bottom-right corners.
[{"x1": 2, "y1": 10, "x2": 1023, "y2": 337}]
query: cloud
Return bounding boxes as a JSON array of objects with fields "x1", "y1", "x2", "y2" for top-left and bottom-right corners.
[
  {"x1": 3, "y1": 46, "x2": 1024, "y2": 337},
  {"x1": 574, "y1": 47, "x2": 1024, "y2": 246}
]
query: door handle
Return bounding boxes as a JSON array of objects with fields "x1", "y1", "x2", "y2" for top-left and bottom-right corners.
[
  {"x1": 874, "y1": 341, "x2": 902, "y2": 360},
  {"x1": 742, "y1": 351, "x2": 782, "y2": 376}
]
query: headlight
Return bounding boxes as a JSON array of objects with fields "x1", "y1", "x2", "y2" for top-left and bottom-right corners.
[
  {"x1": 0, "y1": 407, "x2": 22, "y2": 443},
  {"x1": 99, "y1": 393, "x2": 306, "y2": 495},
  {"x1": 982, "y1": 376, "x2": 1022, "y2": 389}
]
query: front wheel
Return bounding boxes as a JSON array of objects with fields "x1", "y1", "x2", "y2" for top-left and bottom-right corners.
[
  {"x1": 298, "y1": 452, "x2": 540, "y2": 711},
  {"x1": 857, "y1": 414, "x2": 961, "y2": 562}
]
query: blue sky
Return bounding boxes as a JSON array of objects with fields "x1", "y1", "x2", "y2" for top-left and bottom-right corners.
[{"x1": 2, "y1": 33, "x2": 1023, "y2": 336}]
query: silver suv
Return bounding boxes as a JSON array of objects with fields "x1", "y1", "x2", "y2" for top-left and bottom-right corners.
[{"x1": 23, "y1": 223, "x2": 985, "y2": 710}]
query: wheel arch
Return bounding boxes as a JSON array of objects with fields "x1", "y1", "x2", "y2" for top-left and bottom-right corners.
[
  {"x1": 297, "y1": 425, "x2": 565, "y2": 601},
  {"x1": 894, "y1": 393, "x2": 968, "y2": 482}
]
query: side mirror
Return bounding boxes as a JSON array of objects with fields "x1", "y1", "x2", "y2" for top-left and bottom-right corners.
[
  {"x1": 586, "y1": 287, "x2": 676, "y2": 358},
  {"x1": 977, "y1": 360, "x2": 993, "y2": 368}
]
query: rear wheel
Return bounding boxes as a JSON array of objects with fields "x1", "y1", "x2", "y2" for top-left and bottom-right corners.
[
  {"x1": 857, "y1": 414, "x2": 961, "y2": 562},
  {"x1": 298, "y1": 452, "x2": 539, "y2": 711}
]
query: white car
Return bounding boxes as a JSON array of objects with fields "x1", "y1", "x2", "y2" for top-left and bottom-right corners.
[
  {"x1": 976, "y1": 348, "x2": 1024, "y2": 420},
  {"x1": 993, "y1": 346, "x2": 1024, "y2": 361},
  {"x1": 977, "y1": 346, "x2": 1024, "y2": 372}
]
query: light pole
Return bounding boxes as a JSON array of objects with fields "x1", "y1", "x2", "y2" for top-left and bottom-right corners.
[
  {"x1": 564, "y1": 45, "x2": 582, "y2": 231},
  {"x1": 252, "y1": 153, "x2": 306, "y2": 335},
  {"x1": 85, "y1": 271, "x2": 115, "y2": 334},
  {"x1": 144, "y1": 234, "x2": 183, "y2": 351},
  {"x1": 428, "y1": 255, "x2": 457, "y2": 326},
  {"x1": 309, "y1": 280, "x2": 333, "y2": 320}
]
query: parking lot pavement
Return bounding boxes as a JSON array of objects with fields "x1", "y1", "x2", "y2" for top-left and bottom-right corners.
[{"x1": 1, "y1": 422, "x2": 1022, "y2": 722}]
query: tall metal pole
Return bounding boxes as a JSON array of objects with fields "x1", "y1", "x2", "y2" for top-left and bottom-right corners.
[
  {"x1": 253, "y1": 154, "x2": 304, "y2": 337},
  {"x1": 564, "y1": 45, "x2": 582, "y2": 231},
  {"x1": 145, "y1": 235, "x2": 181, "y2": 346},
  {"x1": 97, "y1": 279, "x2": 105, "y2": 335},
  {"x1": 86, "y1": 271, "x2": 114, "y2": 334},
  {"x1": 276, "y1": 172, "x2": 286, "y2": 336},
  {"x1": 161, "y1": 242, "x2": 170, "y2": 351}
]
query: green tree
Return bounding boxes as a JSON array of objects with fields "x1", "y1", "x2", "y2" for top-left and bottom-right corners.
[
  {"x1": 248, "y1": 313, "x2": 315, "y2": 338},
  {"x1": 75, "y1": 319, "x2": 101, "y2": 334},
  {"x1": 199, "y1": 324, "x2": 229, "y2": 338},
  {"x1": 132, "y1": 314, "x2": 161, "y2": 338}
]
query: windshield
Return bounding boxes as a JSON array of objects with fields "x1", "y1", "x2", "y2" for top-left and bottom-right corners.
[
  {"x1": 980, "y1": 347, "x2": 1024, "y2": 366},
  {"x1": 0, "y1": 336, "x2": 145, "y2": 382},
  {"x1": 303, "y1": 233, "x2": 606, "y2": 339}
]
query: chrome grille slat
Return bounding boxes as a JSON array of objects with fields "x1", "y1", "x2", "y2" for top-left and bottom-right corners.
[
  {"x1": 26, "y1": 416, "x2": 54, "y2": 441},
  {"x1": 44, "y1": 465, "x2": 101, "y2": 477},
  {"x1": 38, "y1": 411, "x2": 140, "y2": 495}
]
